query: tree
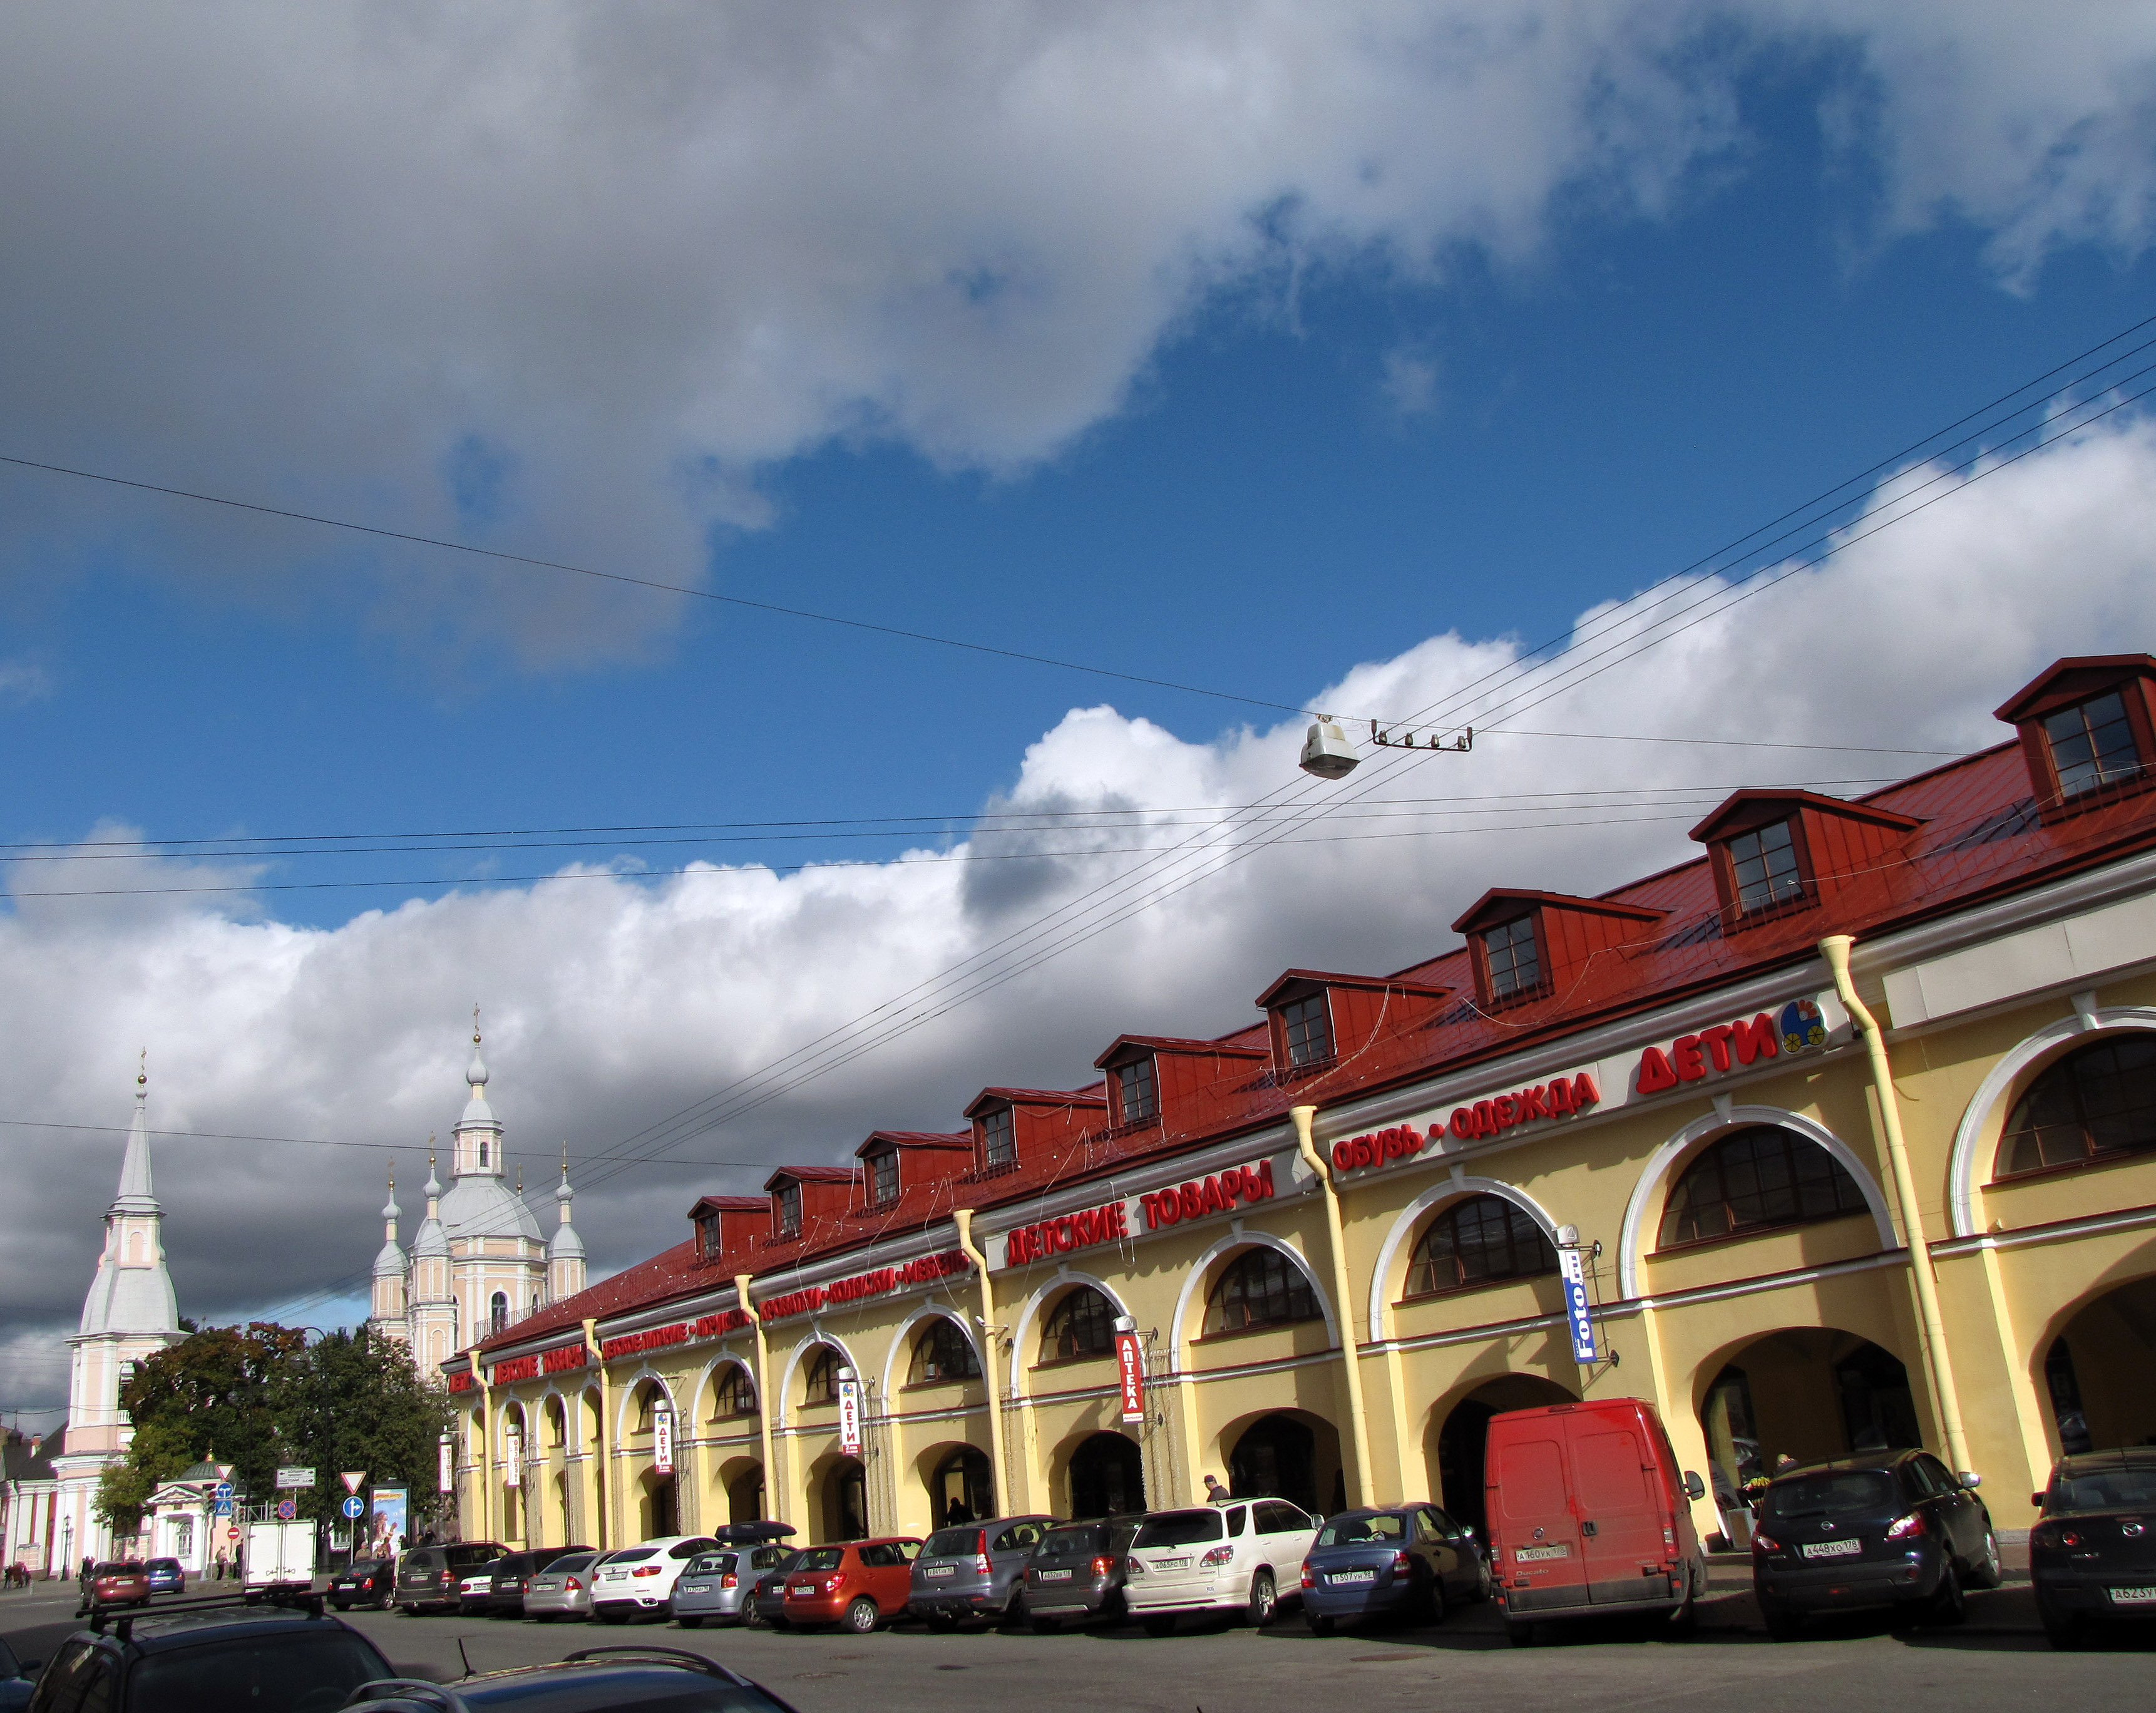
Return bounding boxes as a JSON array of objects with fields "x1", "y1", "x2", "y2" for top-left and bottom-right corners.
[{"x1": 275, "y1": 1329, "x2": 454, "y2": 1529}]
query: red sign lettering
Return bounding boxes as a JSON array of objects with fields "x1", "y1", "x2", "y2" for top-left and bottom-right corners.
[
  {"x1": 1139, "y1": 1158, "x2": 1275, "y2": 1230},
  {"x1": 1115, "y1": 1326, "x2": 1145, "y2": 1424},
  {"x1": 1636, "y1": 1012, "x2": 1779, "y2": 1094},
  {"x1": 446, "y1": 1371, "x2": 473, "y2": 1393},
  {"x1": 1447, "y1": 1072, "x2": 1601, "y2": 1141},
  {"x1": 1329, "y1": 1123, "x2": 1437, "y2": 1173},
  {"x1": 756, "y1": 1250, "x2": 971, "y2": 1322},
  {"x1": 1005, "y1": 1198, "x2": 1131, "y2": 1266}
]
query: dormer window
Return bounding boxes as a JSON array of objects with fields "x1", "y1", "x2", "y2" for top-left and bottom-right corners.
[
  {"x1": 1482, "y1": 915, "x2": 1541, "y2": 1001},
  {"x1": 774, "y1": 1180, "x2": 801, "y2": 1238},
  {"x1": 868, "y1": 1147, "x2": 900, "y2": 1208},
  {"x1": 1278, "y1": 993, "x2": 1333, "y2": 1066},
  {"x1": 2044, "y1": 691, "x2": 2140, "y2": 798},
  {"x1": 694, "y1": 1211, "x2": 721, "y2": 1260},
  {"x1": 980, "y1": 1107, "x2": 1015, "y2": 1170},
  {"x1": 1115, "y1": 1056, "x2": 1158, "y2": 1123},
  {"x1": 1728, "y1": 818, "x2": 1805, "y2": 912}
]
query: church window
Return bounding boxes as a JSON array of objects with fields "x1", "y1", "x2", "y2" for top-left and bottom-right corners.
[
  {"x1": 490, "y1": 1292, "x2": 508, "y2": 1335},
  {"x1": 480, "y1": 1140, "x2": 489, "y2": 1166}
]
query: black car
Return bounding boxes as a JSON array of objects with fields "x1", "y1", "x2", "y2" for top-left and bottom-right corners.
[
  {"x1": 346, "y1": 1645, "x2": 799, "y2": 1712},
  {"x1": 0, "y1": 1632, "x2": 43, "y2": 1713},
  {"x1": 25, "y1": 1592, "x2": 392, "y2": 1713},
  {"x1": 1020, "y1": 1516, "x2": 1140, "y2": 1632},
  {"x1": 1299, "y1": 1505, "x2": 1491, "y2": 1634},
  {"x1": 394, "y1": 1541, "x2": 505, "y2": 1615},
  {"x1": 1751, "y1": 1449, "x2": 2000, "y2": 1638},
  {"x1": 2030, "y1": 1446, "x2": 2156, "y2": 1648},
  {"x1": 328, "y1": 1558, "x2": 396, "y2": 1612},
  {"x1": 743, "y1": 1550, "x2": 807, "y2": 1630},
  {"x1": 483, "y1": 1546, "x2": 594, "y2": 1617}
]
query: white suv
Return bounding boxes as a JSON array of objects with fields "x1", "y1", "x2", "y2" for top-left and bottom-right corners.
[
  {"x1": 590, "y1": 1535, "x2": 719, "y2": 1622},
  {"x1": 1122, "y1": 1498, "x2": 1319, "y2": 1633}
]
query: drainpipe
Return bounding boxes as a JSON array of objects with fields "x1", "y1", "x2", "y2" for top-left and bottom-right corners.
[
  {"x1": 1819, "y1": 935, "x2": 1974, "y2": 1476},
  {"x1": 736, "y1": 1273, "x2": 783, "y2": 1526},
  {"x1": 476, "y1": 1371, "x2": 494, "y2": 1545},
  {"x1": 951, "y1": 1210, "x2": 1009, "y2": 1514},
  {"x1": 583, "y1": 1317, "x2": 611, "y2": 1549},
  {"x1": 1290, "y1": 1105, "x2": 1376, "y2": 1507}
]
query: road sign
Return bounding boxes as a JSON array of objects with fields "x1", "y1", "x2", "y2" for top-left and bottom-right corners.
[
  {"x1": 212, "y1": 1481, "x2": 233, "y2": 1502},
  {"x1": 213, "y1": 1500, "x2": 231, "y2": 1516},
  {"x1": 275, "y1": 1466, "x2": 316, "y2": 1489},
  {"x1": 340, "y1": 1496, "x2": 366, "y2": 1520},
  {"x1": 227, "y1": 1526, "x2": 240, "y2": 1541},
  {"x1": 340, "y1": 1471, "x2": 366, "y2": 1494},
  {"x1": 275, "y1": 1498, "x2": 297, "y2": 1521}
]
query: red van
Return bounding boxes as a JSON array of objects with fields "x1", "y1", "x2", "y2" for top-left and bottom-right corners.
[{"x1": 1484, "y1": 1397, "x2": 1708, "y2": 1645}]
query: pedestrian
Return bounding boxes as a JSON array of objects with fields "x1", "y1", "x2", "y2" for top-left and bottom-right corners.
[
  {"x1": 213, "y1": 1548, "x2": 226, "y2": 1582},
  {"x1": 1203, "y1": 1474, "x2": 1229, "y2": 1504}
]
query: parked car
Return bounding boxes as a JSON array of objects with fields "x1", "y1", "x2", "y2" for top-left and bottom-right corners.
[
  {"x1": 482, "y1": 1545, "x2": 592, "y2": 1617},
  {"x1": 674, "y1": 1543, "x2": 795, "y2": 1628},
  {"x1": 341, "y1": 1644, "x2": 794, "y2": 1712},
  {"x1": 327, "y1": 1558, "x2": 394, "y2": 1612},
  {"x1": 1751, "y1": 1449, "x2": 1999, "y2": 1639},
  {"x1": 142, "y1": 1560, "x2": 185, "y2": 1597},
  {"x1": 743, "y1": 1550, "x2": 808, "y2": 1629},
  {"x1": 1122, "y1": 1498, "x2": 1318, "y2": 1635},
  {"x1": 1299, "y1": 1504, "x2": 1490, "y2": 1634},
  {"x1": 781, "y1": 1538, "x2": 923, "y2": 1633},
  {"x1": 2029, "y1": 1446, "x2": 2156, "y2": 1649},
  {"x1": 81, "y1": 1563, "x2": 150, "y2": 1612},
  {"x1": 525, "y1": 1551, "x2": 608, "y2": 1623},
  {"x1": 28, "y1": 1593, "x2": 392, "y2": 1713},
  {"x1": 1021, "y1": 1516, "x2": 1141, "y2": 1632},
  {"x1": 455, "y1": 1558, "x2": 504, "y2": 1617},
  {"x1": 0, "y1": 1633, "x2": 42, "y2": 1713},
  {"x1": 590, "y1": 1535, "x2": 719, "y2": 1623},
  {"x1": 909, "y1": 1514, "x2": 1059, "y2": 1628},
  {"x1": 1484, "y1": 1396, "x2": 1708, "y2": 1646},
  {"x1": 394, "y1": 1541, "x2": 504, "y2": 1615}
]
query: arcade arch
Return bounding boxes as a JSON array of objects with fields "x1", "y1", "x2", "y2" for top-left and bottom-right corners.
[
  {"x1": 919, "y1": 1441, "x2": 992, "y2": 1528},
  {"x1": 1428, "y1": 1373, "x2": 1575, "y2": 1536},
  {"x1": 2035, "y1": 1271, "x2": 2156, "y2": 1458},
  {"x1": 1217, "y1": 1408, "x2": 1341, "y2": 1516},
  {"x1": 1053, "y1": 1429, "x2": 1144, "y2": 1520}
]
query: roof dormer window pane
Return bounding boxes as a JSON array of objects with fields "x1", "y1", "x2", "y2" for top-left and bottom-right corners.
[
  {"x1": 1280, "y1": 994, "x2": 1333, "y2": 1066},
  {"x1": 2043, "y1": 691, "x2": 2140, "y2": 797},
  {"x1": 981, "y1": 1107, "x2": 1015, "y2": 1170},
  {"x1": 1116, "y1": 1057, "x2": 1158, "y2": 1123},
  {"x1": 869, "y1": 1149, "x2": 900, "y2": 1207},
  {"x1": 775, "y1": 1181, "x2": 801, "y2": 1238},
  {"x1": 1483, "y1": 915, "x2": 1541, "y2": 999},
  {"x1": 1728, "y1": 818, "x2": 1805, "y2": 912}
]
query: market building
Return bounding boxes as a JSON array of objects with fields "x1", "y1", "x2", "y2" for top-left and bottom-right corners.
[{"x1": 457, "y1": 652, "x2": 2156, "y2": 1558}]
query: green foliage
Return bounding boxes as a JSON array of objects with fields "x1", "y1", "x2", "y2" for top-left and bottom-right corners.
[
  {"x1": 93, "y1": 1418, "x2": 190, "y2": 1535},
  {"x1": 116, "y1": 1322, "x2": 304, "y2": 1500},
  {"x1": 276, "y1": 1328, "x2": 454, "y2": 1528}
]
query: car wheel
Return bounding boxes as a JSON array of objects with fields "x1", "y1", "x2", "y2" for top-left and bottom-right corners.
[
  {"x1": 1004, "y1": 1590, "x2": 1027, "y2": 1628},
  {"x1": 1422, "y1": 1575, "x2": 1447, "y2": 1628},
  {"x1": 1969, "y1": 1530, "x2": 2003, "y2": 1590},
  {"x1": 1474, "y1": 1560, "x2": 1495, "y2": 1603},
  {"x1": 1308, "y1": 1614, "x2": 1335, "y2": 1637},
  {"x1": 1246, "y1": 1570, "x2": 1278, "y2": 1628},
  {"x1": 1759, "y1": 1596, "x2": 1802, "y2": 1642},
  {"x1": 1925, "y1": 1562, "x2": 1966, "y2": 1627},
  {"x1": 741, "y1": 1593, "x2": 762, "y2": 1628},
  {"x1": 1505, "y1": 1617, "x2": 1536, "y2": 1647},
  {"x1": 1142, "y1": 1615, "x2": 1177, "y2": 1638},
  {"x1": 844, "y1": 1597, "x2": 881, "y2": 1635},
  {"x1": 332, "y1": 1602, "x2": 350, "y2": 1612}
]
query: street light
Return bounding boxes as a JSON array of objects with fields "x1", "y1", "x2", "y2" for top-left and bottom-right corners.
[{"x1": 1298, "y1": 717, "x2": 1360, "y2": 779}]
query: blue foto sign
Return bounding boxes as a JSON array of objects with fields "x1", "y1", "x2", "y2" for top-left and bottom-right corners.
[{"x1": 1558, "y1": 1246, "x2": 1598, "y2": 1363}]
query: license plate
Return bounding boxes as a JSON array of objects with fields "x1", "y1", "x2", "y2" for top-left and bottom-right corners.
[
  {"x1": 1800, "y1": 1540, "x2": 1862, "y2": 1560},
  {"x1": 1515, "y1": 1545, "x2": 1569, "y2": 1563},
  {"x1": 602, "y1": 1572, "x2": 625, "y2": 1582},
  {"x1": 790, "y1": 1584, "x2": 816, "y2": 1597},
  {"x1": 1035, "y1": 1569, "x2": 1072, "y2": 1582},
  {"x1": 926, "y1": 1565, "x2": 955, "y2": 1578},
  {"x1": 1154, "y1": 1557, "x2": 1190, "y2": 1570},
  {"x1": 680, "y1": 1583, "x2": 709, "y2": 1593},
  {"x1": 1330, "y1": 1570, "x2": 1376, "y2": 1585},
  {"x1": 2109, "y1": 1587, "x2": 2156, "y2": 1605}
]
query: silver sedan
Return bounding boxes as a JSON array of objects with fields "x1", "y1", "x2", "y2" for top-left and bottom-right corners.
[
  {"x1": 674, "y1": 1545, "x2": 791, "y2": 1628},
  {"x1": 525, "y1": 1550, "x2": 608, "y2": 1622}
]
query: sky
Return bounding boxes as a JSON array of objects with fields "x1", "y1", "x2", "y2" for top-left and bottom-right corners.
[{"x1": 3, "y1": 3, "x2": 2155, "y2": 1425}]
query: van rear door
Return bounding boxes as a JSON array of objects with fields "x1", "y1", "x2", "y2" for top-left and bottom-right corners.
[
  {"x1": 1491, "y1": 1421, "x2": 1586, "y2": 1611},
  {"x1": 1570, "y1": 1414, "x2": 1670, "y2": 1605}
]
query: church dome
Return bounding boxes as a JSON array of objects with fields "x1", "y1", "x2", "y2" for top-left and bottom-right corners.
[{"x1": 179, "y1": 1457, "x2": 223, "y2": 1483}]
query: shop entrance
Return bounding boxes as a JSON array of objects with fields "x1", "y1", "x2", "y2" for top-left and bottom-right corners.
[
  {"x1": 820, "y1": 1458, "x2": 868, "y2": 1543},
  {"x1": 929, "y1": 1446, "x2": 992, "y2": 1528},
  {"x1": 727, "y1": 1464, "x2": 766, "y2": 1525},
  {"x1": 1067, "y1": 1432, "x2": 1144, "y2": 1519},
  {"x1": 1227, "y1": 1412, "x2": 1337, "y2": 1515},
  {"x1": 640, "y1": 1474, "x2": 677, "y2": 1539},
  {"x1": 1431, "y1": 1374, "x2": 1575, "y2": 1536},
  {"x1": 2043, "y1": 1273, "x2": 2156, "y2": 1455}
]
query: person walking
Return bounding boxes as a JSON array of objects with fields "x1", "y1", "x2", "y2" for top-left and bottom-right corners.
[
  {"x1": 213, "y1": 1548, "x2": 227, "y2": 1582},
  {"x1": 1203, "y1": 1474, "x2": 1230, "y2": 1504}
]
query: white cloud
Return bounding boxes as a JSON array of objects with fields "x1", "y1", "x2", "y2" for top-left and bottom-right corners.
[
  {"x1": 1, "y1": 413, "x2": 2149, "y2": 1409},
  {"x1": 0, "y1": 661, "x2": 53, "y2": 704},
  {"x1": 1, "y1": 4, "x2": 2152, "y2": 658}
]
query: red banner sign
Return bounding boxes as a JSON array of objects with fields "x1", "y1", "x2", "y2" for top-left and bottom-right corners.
[
  {"x1": 1005, "y1": 1198, "x2": 1130, "y2": 1266},
  {"x1": 757, "y1": 1249, "x2": 972, "y2": 1323},
  {"x1": 1114, "y1": 1327, "x2": 1145, "y2": 1425},
  {"x1": 446, "y1": 1371, "x2": 473, "y2": 1393},
  {"x1": 1330, "y1": 1123, "x2": 1436, "y2": 1173},
  {"x1": 1138, "y1": 1158, "x2": 1275, "y2": 1230},
  {"x1": 542, "y1": 1342, "x2": 589, "y2": 1374},
  {"x1": 488, "y1": 1354, "x2": 540, "y2": 1384},
  {"x1": 1446, "y1": 1071, "x2": 1601, "y2": 1141},
  {"x1": 1635, "y1": 1014, "x2": 1779, "y2": 1093}
]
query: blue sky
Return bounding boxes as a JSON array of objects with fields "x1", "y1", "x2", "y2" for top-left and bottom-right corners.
[{"x1": 3, "y1": 4, "x2": 2155, "y2": 1412}]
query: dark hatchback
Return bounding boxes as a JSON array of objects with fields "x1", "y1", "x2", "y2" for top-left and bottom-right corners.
[
  {"x1": 1752, "y1": 1450, "x2": 2000, "y2": 1638},
  {"x1": 26, "y1": 1597, "x2": 392, "y2": 1713},
  {"x1": 1300, "y1": 1505, "x2": 1489, "y2": 1634},
  {"x1": 484, "y1": 1546, "x2": 595, "y2": 1617},
  {"x1": 394, "y1": 1541, "x2": 505, "y2": 1615},
  {"x1": 347, "y1": 1645, "x2": 799, "y2": 1712},
  {"x1": 329, "y1": 1558, "x2": 395, "y2": 1611},
  {"x1": 743, "y1": 1550, "x2": 808, "y2": 1629},
  {"x1": 2030, "y1": 1447, "x2": 2156, "y2": 1648},
  {"x1": 1020, "y1": 1516, "x2": 1141, "y2": 1632}
]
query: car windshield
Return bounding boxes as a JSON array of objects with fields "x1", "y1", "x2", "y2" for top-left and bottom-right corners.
[
  {"x1": 446, "y1": 1546, "x2": 500, "y2": 1567},
  {"x1": 1316, "y1": 1513, "x2": 1407, "y2": 1546},
  {"x1": 793, "y1": 1548, "x2": 844, "y2": 1573},
  {"x1": 1036, "y1": 1525, "x2": 1103, "y2": 1556},
  {"x1": 548, "y1": 1555, "x2": 597, "y2": 1575},
  {"x1": 688, "y1": 1555, "x2": 734, "y2": 1574},
  {"x1": 1133, "y1": 1510, "x2": 1225, "y2": 1548},
  {"x1": 1763, "y1": 1471, "x2": 1899, "y2": 1520},
  {"x1": 128, "y1": 1631, "x2": 388, "y2": 1713},
  {"x1": 2053, "y1": 1468, "x2": 2156, "y2": 1510},
  {"x1": 921, "y1": 1528, "x2": 982, "y2": 1558},
  {"x1": 607, "y1": 1548, "x2": 657, "y2": 1564}
]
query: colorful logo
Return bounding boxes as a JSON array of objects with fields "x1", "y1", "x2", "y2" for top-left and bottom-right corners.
[{"x1": 1780, "y1": 997, "x2": 1827, "y2": 1055}]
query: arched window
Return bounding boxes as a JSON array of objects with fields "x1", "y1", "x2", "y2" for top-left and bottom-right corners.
[
  {"x1": 490, "y1": 1292, "x2": 508, "y2": 1335},
  {"x1": 1404, "y1": 1195, "x2": 1556, "y2": 1296},
  {"x1": 479, "y1": 1140, "x2": 489, "y2": 1167},
  {"x1": 1040, "y1": 1287, "x2": 1116, "y2": 1362},
  {"x1": 802, "y1": 1345, "x2": 843, "y2": 1406},
  {"x1": 1657, "y1": 1124, "x2": 1866, "y2": 1248},
  {"x1": 711, "y1": 1364, "x2": 757, "y2": 1419},
  {"x1": 632, "y1": 1381, "x2": 667, "y2": 1433},
  {"x1": 1203, "y1": 1247, "x2": 1318, "y2": 1335},
  {"x1": 1996, "y1": 1036, "x2": 2156, "y2": 1176},
  {"x1": 908, "y1": 1318, "x2": 980, "y2": 1384}
]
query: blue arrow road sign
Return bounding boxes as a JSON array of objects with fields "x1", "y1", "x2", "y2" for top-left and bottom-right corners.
[
  {"x1": 341, "y1": 1496, "x2": 366, "y2": 1520},
  {"x1": 212, "y1": 1482, "x2": 233, "y2": 1501}
]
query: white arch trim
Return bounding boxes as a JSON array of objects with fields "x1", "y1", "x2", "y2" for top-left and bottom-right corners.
[
  {"x1": 1947, "y1": 1007, "x2": 2156, "y2": 1237},
  {"x1": 879, "y1": 1300, "x2": 984, "y2": 1399},
  {"x1": 1009, "y1": 1272, "x2": 1136, "y2": 1398},
  {"x1": 1617, "y1": 1106, "x2": 1897, "y2": 1299},
  {"x1": 612, "y1": 1366, "x2": 680, "y2": 1441},
  {"x1": 687, "y1": 1350, "x2": 758, "y2": 1424},
  {"x1": 1168, "y1": 1229, "x2": 1337, "y2": 1354},
  {"x1": 772, "y1": 1329, "x2": 863, "y2": 1431},
  {"x1": 1366, "y1": 1176, "x2": 1564, "y2": 1341}
]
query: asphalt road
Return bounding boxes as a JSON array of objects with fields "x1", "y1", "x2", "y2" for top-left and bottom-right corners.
[{"x1": 5, "y1": 1566, "x2": 2152, "y2": 1713}]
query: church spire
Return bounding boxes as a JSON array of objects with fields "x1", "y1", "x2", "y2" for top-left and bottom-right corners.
[
  {"x1": 547, "y1": 1138, "x2": 586, "y2": 1300},
  {"x1": 78, "y1": 1058, "x2": 178, "y2": 1339}
]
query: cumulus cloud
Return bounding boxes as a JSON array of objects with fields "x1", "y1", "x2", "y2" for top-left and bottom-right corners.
[
  {"x1": 2, "y1": 413, "x2": 2150, "y2": 1417},
  {"x1": 1, "y1": 3, "x2": 2153, "y2": 663}
]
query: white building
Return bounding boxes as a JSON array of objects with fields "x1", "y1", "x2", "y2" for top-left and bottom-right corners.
[{"x1": 370, "y1": 1027, "x2": 587, "y2": 1369}]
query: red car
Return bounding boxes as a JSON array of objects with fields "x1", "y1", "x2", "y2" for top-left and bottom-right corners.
[
  {"x1": 85, "y1": 1560, "x2": 151, "y2": 1609},
  {"x1": 779, "y1": 1538, "x2": 922, "y2": 1633}
]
